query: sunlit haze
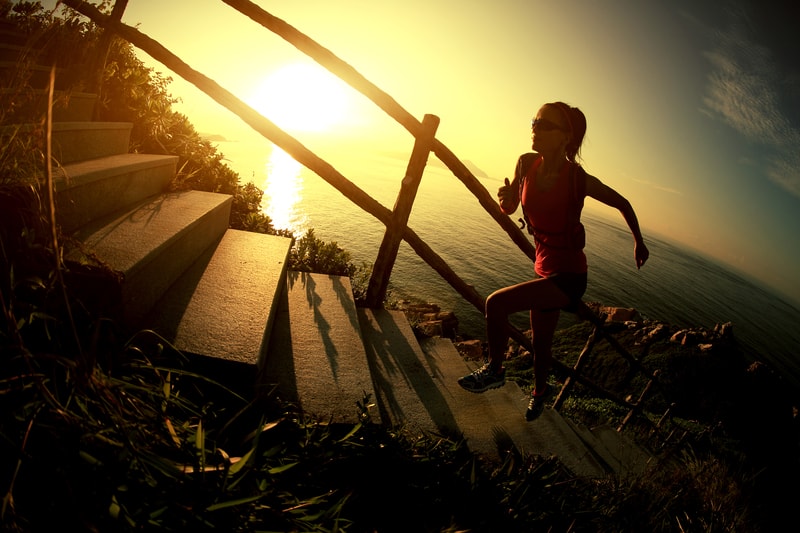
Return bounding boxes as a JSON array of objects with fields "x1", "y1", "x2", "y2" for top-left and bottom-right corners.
[
  {"x1": 246, "y1": 62, "x2": 353, "y2": 133},
  {"x1": 41, "y1": 0, "x2": 800, "y2": 306}
]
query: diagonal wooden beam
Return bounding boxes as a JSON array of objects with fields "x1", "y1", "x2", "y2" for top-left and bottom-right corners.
[{"x1": 221, "y1": 0, "x2": 536, "y2": 263}]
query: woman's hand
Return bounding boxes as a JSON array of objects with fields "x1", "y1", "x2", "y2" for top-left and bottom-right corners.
[
  {"x1": 634, "y1": 240, "x2": 649, "y2": 269},
  {"x1": 498, "y1": 178, "x2": 514, "y2": 204}
]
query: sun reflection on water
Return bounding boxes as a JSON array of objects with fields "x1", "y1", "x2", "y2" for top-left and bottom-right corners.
[{"x1": 262, "y1": 146, "x2": 307, "y2": 234}]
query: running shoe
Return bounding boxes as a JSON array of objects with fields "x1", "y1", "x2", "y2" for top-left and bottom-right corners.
[
  {"x1": 525, "y1": 384, "x2": 557, "y2": 421},
  {"x1": 457, "y1": 364, "x2": 506, "y2": 393}
]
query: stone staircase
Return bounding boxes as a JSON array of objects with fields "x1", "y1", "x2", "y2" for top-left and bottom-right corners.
[
  {"x1": 2, "y1": 25, "x2": 653, "y2": 480},
  {"x1": 56, "y1": 130, "x2": 652, "y2": 479}
]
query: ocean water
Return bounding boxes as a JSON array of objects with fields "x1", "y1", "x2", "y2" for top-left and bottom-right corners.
[{"x1": 220, "y1": 142, "x2": 800, "y2": 387}]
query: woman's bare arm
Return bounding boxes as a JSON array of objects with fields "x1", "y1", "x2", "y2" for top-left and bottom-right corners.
[{"x1": 585, "y1": 173, "x2": 649, "y2": 269}]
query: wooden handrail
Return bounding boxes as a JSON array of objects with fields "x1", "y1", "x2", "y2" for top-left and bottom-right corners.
[
  {"x1": 61, "y1": 0, "x2": 488, "y2": 312},
  {"x1": 220, "y1": 0, "x2": 537, "y2": 264},
  {"x1": 59, "y1": 0, "x2": 663, "y2": 431}
]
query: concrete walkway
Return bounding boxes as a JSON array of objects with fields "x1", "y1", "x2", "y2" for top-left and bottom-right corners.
[{"x1": 258, "y1": 271, "x2": 652, "y2": 478}]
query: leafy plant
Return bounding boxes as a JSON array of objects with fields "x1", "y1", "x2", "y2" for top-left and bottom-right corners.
[
  {"x1": 288, "y1": 228, "x2": 356, "y2": 277},
  {"x1": 95, "y1": 32, "x2": 243, "y2": 198}
]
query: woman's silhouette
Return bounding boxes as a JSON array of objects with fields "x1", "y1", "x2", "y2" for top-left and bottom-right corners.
[{"x1": 458, "y1": 102, "x2": 649, "y2": 421}]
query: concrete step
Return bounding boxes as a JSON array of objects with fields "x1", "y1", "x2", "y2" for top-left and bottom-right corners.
[
  {"x1": 0, "y1": 23, "x2": 29, "y2": 47},
  {"x1": 0, "y1": 89, "x2": 97, "y2": 122},
  {"x1": 0, "y1": 60, "x2": 67, "y2": 89},
  {"x1": 593, "y1": 424, "x2": 654, "y2": 477},
  {"x1": 428, "y1": 338, "x2": 656, "y2": 477},
  {"x1": 0, "y1": 43, "x2": 26, "y2": 61},
  {"x1": 354, "y1": 309, "x2": 607, "y2": 476},
  {"x1": 260, "y1": 272, "x2": 380, "y2": 425},
  {"x1": 405, "y1": 335, "x2": 609, "y2": 477},
  {"x1": 47, "y1": 121, "x2": 131, "y2": 163},
  {"x1": 357, "y1": 308, "x2": 453, "y2": 435},
  {"x1": 140, "y1": 229, "x2": 292, "y2": 393},
  {"x1": 3, "y1": 121, "x2": 130, "y2": 164},
  {"x1": 55, "y1": 153, "x2": 177, "y2": 233},
  {"x1": 565, "y1": 421, "x2": 654, "y2": 478},
  {"x1": 65, "y1": 190, "x2": 232, "y2": 327},
  {"x1": 258, "y1": 294, "x2": 610, "y2": 476}
]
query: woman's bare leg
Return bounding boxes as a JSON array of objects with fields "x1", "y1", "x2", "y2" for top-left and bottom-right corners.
[
  {"x1": 484, "y1": 278, "x2": 570, "y2": 373},
  {"x1": 530, "y1": 308, "x2": 561, "y2": 393}
]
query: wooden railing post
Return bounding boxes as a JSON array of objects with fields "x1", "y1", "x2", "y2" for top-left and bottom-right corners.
[
  {"x1": 365, "y1": 114, "x2": 439, "y2": 307},
  {"x1": 552, "y1": 323, "x2": 601, "y2": 411}
]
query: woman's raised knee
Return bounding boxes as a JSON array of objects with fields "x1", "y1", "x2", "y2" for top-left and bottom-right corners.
[{"x1": 485, "y1": 291, "x2": 505, "y2": 318}]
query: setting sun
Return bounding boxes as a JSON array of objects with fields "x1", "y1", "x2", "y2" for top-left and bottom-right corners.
[{"x1": 248, "y1": 62, "x2": 351, "y2": 132}]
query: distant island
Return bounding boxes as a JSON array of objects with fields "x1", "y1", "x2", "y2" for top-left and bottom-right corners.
[{"x1": 200, "y1": 133, "x2": 231, "y2": 142}]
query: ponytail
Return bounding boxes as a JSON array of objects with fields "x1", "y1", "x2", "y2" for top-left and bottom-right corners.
[{"x1": 550, "y1": 101, "x2": 586, "y2": 163}]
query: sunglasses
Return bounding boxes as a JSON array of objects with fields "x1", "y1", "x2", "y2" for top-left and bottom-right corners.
[{"x1": 531, "y1": 118, "x2": 565, "y2": 132}]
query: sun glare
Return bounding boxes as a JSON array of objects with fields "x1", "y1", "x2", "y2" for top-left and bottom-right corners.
[
  {"x1": 249, "y1": 63, "x2": 351, "y2": 132},
  {"x1": 261, "y1": 146, "x2": 307, "y2": 233}
]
